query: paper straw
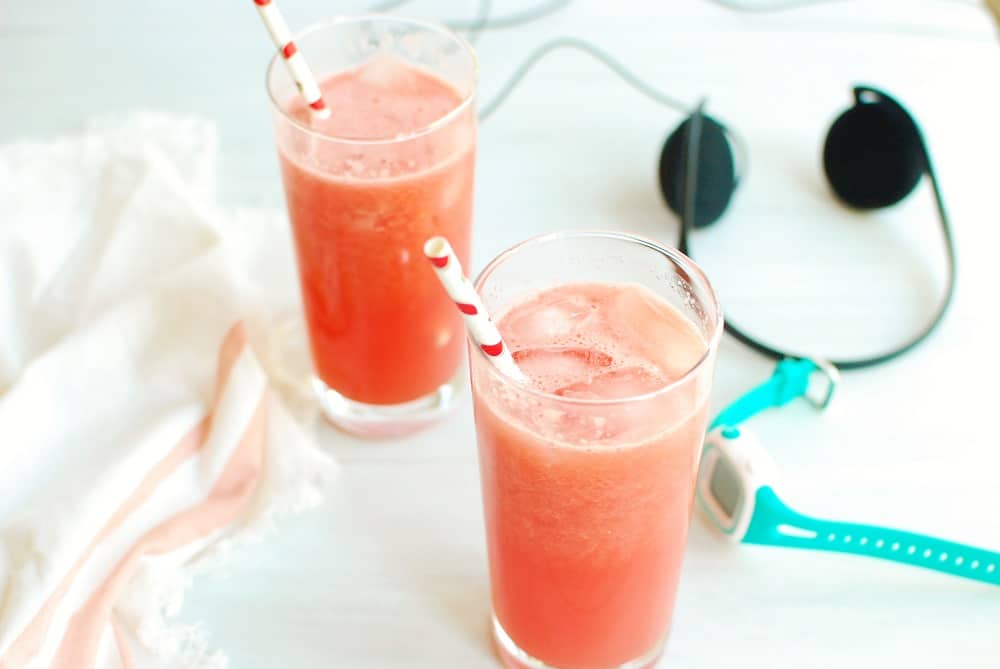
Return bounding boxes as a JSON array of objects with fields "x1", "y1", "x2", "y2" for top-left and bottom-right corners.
[
  {"x1": 424, "y1": 237, "x2": 528, "y2": 382},
  {"x1": 252, "y1": 0, "x2": 331, "y2": 119}
]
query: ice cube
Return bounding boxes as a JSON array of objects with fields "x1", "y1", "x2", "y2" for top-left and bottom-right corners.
[
  {"x1": 606, "y1": 285, "x2": 704, "y2": 377},
  {"x1": 504, "y1": 294, "x2": 599, "y2": 346},
  {"x1": 512, "y1": 346, "x2": 613, "y2": 392},
  {"x1": 555, "y1": 366, "x2": 666, "y2": 400}
]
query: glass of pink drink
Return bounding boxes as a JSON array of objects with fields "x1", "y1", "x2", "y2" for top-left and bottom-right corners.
[
  {"x1": 267, "y1": 17, "x2": 478, "y2": 437},
  {"x1": 471, "y1": 232, "x2": 723, "y2": 669}
]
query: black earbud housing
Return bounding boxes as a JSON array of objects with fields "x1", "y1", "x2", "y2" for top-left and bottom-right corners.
[
  {"x1": 659, "y1": 114, "x2": 736, "y2": 228},
  {"x1": 823, "y1": 86, "x2": 927, "y2": 210}
]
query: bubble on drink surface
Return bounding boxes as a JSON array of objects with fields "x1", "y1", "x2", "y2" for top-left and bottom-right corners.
[
  {"x1": 512, "y1": 346, "x2": 612, "y2": 393},
  {"x1": 344, "y1": 157, "x2": 366, "y2": 176}
]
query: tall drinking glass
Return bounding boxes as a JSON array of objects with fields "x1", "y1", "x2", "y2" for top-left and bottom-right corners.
[
  {"x1": 267, "y1": 16, "x2": 478, "y2": 437},
  {"x1": 471, "y1": 232, "x2": 723, "y2": 669}
]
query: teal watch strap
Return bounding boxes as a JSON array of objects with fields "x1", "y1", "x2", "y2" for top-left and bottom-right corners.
[
  {"x1": 710, "y1": 358, "x2": 833, "y2": 430},
  {"x1": 744, "y1": 486, "x2": 1000, "y2": 586}
]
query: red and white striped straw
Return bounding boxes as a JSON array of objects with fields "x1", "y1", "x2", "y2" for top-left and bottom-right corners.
[
  {"x1": 424, "y1": 237, "x2": 528, "y2": 382},
  {"x1": 252, "y1": 0, "x2": 330, "y2": 119}
]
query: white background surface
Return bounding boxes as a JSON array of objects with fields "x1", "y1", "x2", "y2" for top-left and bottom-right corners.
[{"x1": 3, "y1": 1, "x2": 1000, "y2": 667}]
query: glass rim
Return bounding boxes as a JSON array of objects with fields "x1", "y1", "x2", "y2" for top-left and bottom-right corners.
[
  {"x1": 265, "y1": 15, "x2": 480, "y2": 146},
  {"x1": 472, "y1": 230, "x2": 724, "y2": 406}
]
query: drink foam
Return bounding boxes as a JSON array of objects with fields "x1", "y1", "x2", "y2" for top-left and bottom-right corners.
[
  {"x1": 485, "y1": 282, "x2": 709, "y2": 446},
  {"x1": 501, "y1": 283, "x2": 705, "y2": 399}
]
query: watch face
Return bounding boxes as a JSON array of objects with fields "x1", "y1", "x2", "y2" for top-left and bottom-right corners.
[{"x1": 709, "y1": 451, "x2": 744, "y2": 522}]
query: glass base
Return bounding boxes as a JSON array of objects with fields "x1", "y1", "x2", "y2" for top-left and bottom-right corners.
[
  {"x1": 313, "y1": 370, "x2": 463, "y2": 438},
  {"x1": 492, "y1": 614, "x2": 665, "y2": 669}
]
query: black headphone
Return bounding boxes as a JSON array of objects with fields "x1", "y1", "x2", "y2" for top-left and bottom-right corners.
[
  {"x1": 475, "y1": 36, "x2": 957, "y2": 370},
  {"x1": 658, "y1": 86, "x2": 957, "y2": 370}
]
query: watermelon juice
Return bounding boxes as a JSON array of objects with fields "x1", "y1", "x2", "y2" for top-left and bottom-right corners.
[
  {"x1": 268, "y1": 18, "x2": 477, "y2": 436},
  {"x1": 470, "y1": 233, "x2": 722, "y2": 669}
]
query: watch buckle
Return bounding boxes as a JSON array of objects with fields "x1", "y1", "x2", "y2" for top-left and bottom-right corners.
[{"x1": 805, "y1": 358, "x2": 839, "y2": 410}]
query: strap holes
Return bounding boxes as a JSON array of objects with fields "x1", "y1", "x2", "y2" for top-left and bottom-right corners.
[
  {"x1": 891, "y1": 542, "x2": 900, "y2": 551},
  {"x1": 844, "y1": 535, "x2": 852, "y2": 544},
  {"x1": 939, "y1": 553, "x2": 949, "y2": 562},
  {"x1": 907, "y1": 546, "x2": 916, "y2": 555},
  {"x1": 988, "y1": 564, "x2": 996, "y2": 573},
  {"x1": 875, "y1": 540, "x2": 885, "y2": 548},
  {"x1": 859, "y1": 537, "x2": 868, "y2": 545},
  {"x1": 827, "y1": 533, "x2": 836, "y2": 542},
  {"x1": 955, "y1": 557, "x2": 964, "y2": 566},
  {"x1": 923, "y1": 549, "x2": 933, "y2": 558},
  {"x1": 971, "y1": 560, "x2": 980, "y2": 569}
]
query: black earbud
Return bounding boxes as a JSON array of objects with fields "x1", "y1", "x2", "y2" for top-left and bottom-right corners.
[
  {"x1": 659, "y1": 114, "x2": 736, "y2": 228},
  {"x1": 823, "y1": 86, "x2": 927, "y2": 210}
]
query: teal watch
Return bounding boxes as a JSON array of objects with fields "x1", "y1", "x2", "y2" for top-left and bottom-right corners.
[{"x1": 696, "y1": 358, "x2": 1000, "y2": 586}]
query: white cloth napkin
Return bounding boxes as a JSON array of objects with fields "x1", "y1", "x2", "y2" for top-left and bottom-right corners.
[{"x1": 0, "y1": 113, "x2": 335, "y2": 669}]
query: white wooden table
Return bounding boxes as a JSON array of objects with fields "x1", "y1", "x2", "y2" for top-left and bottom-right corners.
[{"x1": 3, "y1": 1, "x2": 1000, "y2": 667}]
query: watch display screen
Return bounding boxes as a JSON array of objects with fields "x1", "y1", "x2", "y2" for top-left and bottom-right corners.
[{"x1": 710, "y1": 453, "x2": 743, "y2": 519}]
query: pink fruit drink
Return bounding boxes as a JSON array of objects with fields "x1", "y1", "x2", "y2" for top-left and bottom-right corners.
[
  {"x1": 472, "y1": 282, "x2": 713, "y2": 669},
  {"x1": 277, "y1": 56, "x2": 475, "y2": 405}
]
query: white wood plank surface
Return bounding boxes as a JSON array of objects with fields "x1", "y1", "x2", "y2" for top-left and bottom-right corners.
[{"x1": 2, "y1": 1, "x2": 999, "y2": 667}]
